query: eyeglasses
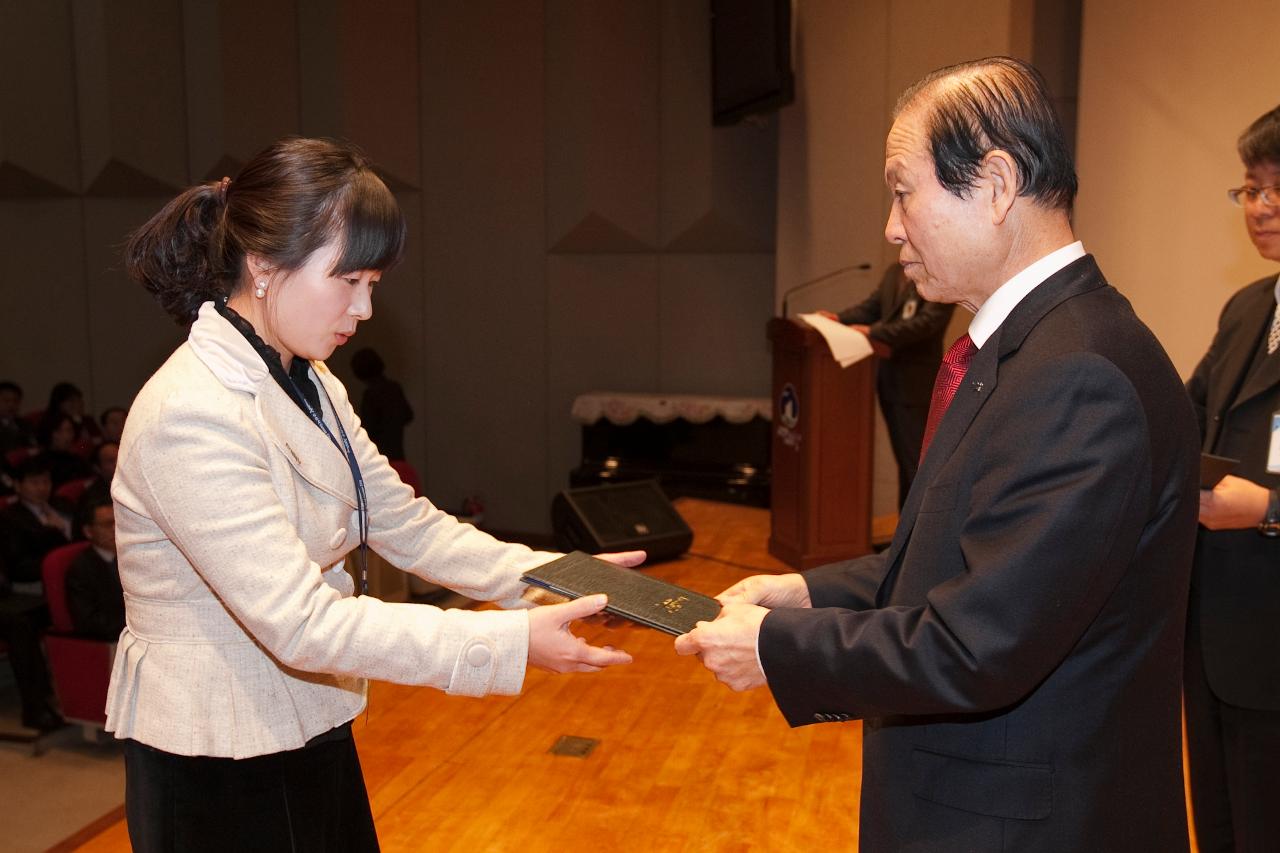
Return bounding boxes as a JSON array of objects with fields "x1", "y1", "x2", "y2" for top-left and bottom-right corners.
[{"x1": 1227, "y1": 185, "x2": 1280, "y2": 207}]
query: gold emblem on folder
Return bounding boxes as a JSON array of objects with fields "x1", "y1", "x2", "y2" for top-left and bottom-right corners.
[{"x1": 661, "y1": 595, "x2": 688, "y2": 613}]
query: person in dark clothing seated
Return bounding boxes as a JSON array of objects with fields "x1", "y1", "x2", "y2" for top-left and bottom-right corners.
[
  {"x1": 350, "y1": 347, "x2": 414, "y2": 460},
  {"x1": 66, "y1": 497, "x2": 124, "y2": 641},
  {"x1": 0, "y1": 380, "x2": 36, "y2": 456},
  {"x1": 42, "y1": 382, "x2": 101, "y2": 449},
  {"x1": 36, "y1": 413, "x2": 93, "y2": 488},
  {"x1": 0, "y1": 553, "x2": 64, "y2": 732},
  {"x1": 78, "y1": 441, "x2": 118, "y2": 513},
  {"x1": 99, "y1": 406, "x2": 128, "y2": 444},
  {"x1": 0, "y1": 457, "x2": 72, "y2": 588}
]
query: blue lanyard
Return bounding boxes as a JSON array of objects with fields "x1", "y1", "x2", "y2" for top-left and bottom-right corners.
[{"x1": 287, "y1": 372, "x2": 370, "y2": 595}]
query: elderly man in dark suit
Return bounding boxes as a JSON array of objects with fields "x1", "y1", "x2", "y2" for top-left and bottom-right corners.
[
  {"x1": 676, "y1": 57, "x2": 1199, "y2": 852},
  {"x1": 836, "y1": 265, "x2": 954, "y2": 507},
  {"x1": 1184, "y1": 102, "x2": 1280, "y2": 853}
]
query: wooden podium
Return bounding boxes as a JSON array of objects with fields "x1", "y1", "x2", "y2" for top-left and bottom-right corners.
[{"x1": 767, "y1": 318, "x2": 876, "y2": 569}]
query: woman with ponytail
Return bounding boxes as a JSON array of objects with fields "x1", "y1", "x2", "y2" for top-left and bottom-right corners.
[{"x1": 111, "y1": 137, "x2": 641, "y2": 851}]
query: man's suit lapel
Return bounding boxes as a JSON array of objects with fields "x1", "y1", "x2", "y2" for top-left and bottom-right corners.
[
  {"x1": 1222, "y1": 287, "x2": 1280, "y2": 418},
  {"x1": 875, "y1": 255, "x2": 1109, "y2": 598},
  {"x1": 256, "y1": 376, "x2": 358, "y2": 509}
]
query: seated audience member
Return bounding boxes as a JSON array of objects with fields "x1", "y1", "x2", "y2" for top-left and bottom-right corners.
[
  {"x1": 42, "y1": 382, "x2": 101, "y2": 448},
  {"x1": 78, "y1": 441, "x2": 118, "y2": 512},
  {"x1": 36, "y1": 412, "x2": 93, "y2": 487},
  {"x1": 99, "y1": 406, "x2": 128, "y2": 444},
  {"x1": 0, "y1": 380, "x2": 35, "y2": 455},
  {"x1": 351, "y1": 347, "x2": 414, "y2": 460},
  {"x1": 0, "y1": 554, "x2": 64, "y2": 732},
  {"x1": 66, "y1": 497, "x2": 123, "y2": 641},
  {"x1": 0, "y1": 457, "x2": 72, "y2": 587}
]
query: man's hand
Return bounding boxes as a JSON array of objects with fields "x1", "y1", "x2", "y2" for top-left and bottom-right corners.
[
  {"x1": 673, "y1": 602, "x2": 769, "y2": 692},
  {"x1": 1199, "y1": 475, "x2": 1270, "y2": 530},
  {"x1": 528, "y1": 595, "x2": 632, "y2": 673},
  {"x1": 716, "y1": 572, "x2": 811, "y2": 609}
]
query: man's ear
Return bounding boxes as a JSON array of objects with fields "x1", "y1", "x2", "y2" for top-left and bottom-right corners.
[{"x1": 980, "y1": 149, "x2": 1019, "y2": 225}]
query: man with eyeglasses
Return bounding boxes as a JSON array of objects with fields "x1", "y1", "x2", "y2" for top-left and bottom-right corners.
[{"x1": 1185, "y1": 102, "x2": 1280, "y2": 852}]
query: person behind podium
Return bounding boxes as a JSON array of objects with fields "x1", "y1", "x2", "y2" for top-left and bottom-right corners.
[
  {"x1": 675, "y1": 57, "x2": 1200, "y2": 852},
  {"x1": 830, "y1": 264, "x2": 954, "y2": 507},
  {"x1": 1183, "y1": 102, "x2": 1280, "y2": 852},
  {"x1": 112, "y1": 137, "x2": 640, "y2": 852}
]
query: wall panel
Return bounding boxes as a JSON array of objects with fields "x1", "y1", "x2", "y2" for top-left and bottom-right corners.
[
  {"x1": 182, "y1": 0, "x2": 301, "y2": 180},
  {"x1": 0, "y1": 0, "x2": 80, "y2": 196},
  {"x1": 657, "y1": 254, "x2": 773, "y2": 396},
  {"x1": 546, "y1": 0, "x2": 661, "y2": 252},
  {"x1": 73, "y1": 0, "x2": 187, "y2": 195},
  {"x1": 546, "y1": 255, "x2": 661, "y2": 500},
  {"x1": 0, "y1": 200, "x2": 90, "y2": 409},
  {"x1": 420, "y1": 0, "x2": 547, "y2": 529}
]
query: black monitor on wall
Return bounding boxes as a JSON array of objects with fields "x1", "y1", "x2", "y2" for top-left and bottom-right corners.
[{"x1": 711, "y1": 0, "x2": 795, "y2": 126}]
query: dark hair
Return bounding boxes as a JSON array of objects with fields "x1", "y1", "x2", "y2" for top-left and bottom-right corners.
[
  {"x1": 100, "y1": 406, "x2": 127, "y2": 424},
  {"x1": 46, "y1": 381, "x2": 83, "y2": 414},
  {"x1": 125, "y1": 137, "x2": 407, "y2": 325},
  {"x1": 92, "y1": 440, "x2": 119, "y2": 469},
  {"x1": 36, "y1": 411, "x2": 75, "y2": 448},
  {"x1": 77, "y1": 493, "x2": 113, "y2": 534},
  {"x1": 13, "y1": 455, "x2": 51, "y2": 482},
  {"x1": 350, "y1": 347, "x2": 385, "y2": 381},
  {"x1": 0, "y1": 381, "x2": 20, "y2": 397},
  {"x1": 895, "y1": 56, "x2": 1077, "y2": 214},
  {"x1": 1239, "y1": 104, "x2": 1280, "y2": 168}
]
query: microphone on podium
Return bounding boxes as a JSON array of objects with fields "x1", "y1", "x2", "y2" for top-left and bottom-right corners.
[{"x1": 779, "y1": 262, "x2": 873, "y2": 317}]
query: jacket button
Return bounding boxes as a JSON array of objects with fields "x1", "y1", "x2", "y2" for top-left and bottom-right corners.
[
  {"x1": 466, "y1": 644, "x2": 492, "y2": 668},
  {"x1": 329, "y1": 528, "x2": 347, "y2": 549}
]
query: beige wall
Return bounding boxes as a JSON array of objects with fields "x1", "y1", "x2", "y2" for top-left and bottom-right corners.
[{"x1": 1075, "y1": 0, "x2": 1280, "y2": 379}]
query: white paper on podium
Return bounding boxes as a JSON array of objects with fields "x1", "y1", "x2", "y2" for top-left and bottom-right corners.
[{"x1": 796, "y1": 313, "x2": 875, "y2": 368}]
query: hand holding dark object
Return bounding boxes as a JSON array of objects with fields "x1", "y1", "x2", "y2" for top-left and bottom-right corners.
[{"x1": 527, "y1": 594, "x2": 633, "y2": 673}]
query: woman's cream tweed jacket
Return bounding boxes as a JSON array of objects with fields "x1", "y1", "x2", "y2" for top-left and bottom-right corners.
[{"x1": 106, "y1": 302, "x2": 554, "y2": 758}]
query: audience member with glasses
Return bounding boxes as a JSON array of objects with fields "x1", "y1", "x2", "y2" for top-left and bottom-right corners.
[{"x1": 1184, "y1": 102, "x2": 1280, "y2": 853}]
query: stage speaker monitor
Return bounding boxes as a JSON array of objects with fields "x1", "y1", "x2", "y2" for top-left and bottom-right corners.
[{"x1": 551, "y1": 480, "x2": 693, "y2": 563}]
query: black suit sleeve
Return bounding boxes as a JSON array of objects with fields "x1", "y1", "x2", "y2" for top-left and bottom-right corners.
[
  {"x1": 866, "y1": 299, "x2": 955, "y2": 352},
  {"x1": 836, "y1": 287, "x2": 883, "y2": 326}
]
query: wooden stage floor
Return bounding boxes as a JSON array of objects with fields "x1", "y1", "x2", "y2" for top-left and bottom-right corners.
[{"x1": 69, "y1": 499, "x2": 863, "y2": 852}]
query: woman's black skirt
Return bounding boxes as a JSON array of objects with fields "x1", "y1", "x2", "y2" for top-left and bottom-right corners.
[{"x1": 122, "y1": 722, "x2": 379, "y2": 852}]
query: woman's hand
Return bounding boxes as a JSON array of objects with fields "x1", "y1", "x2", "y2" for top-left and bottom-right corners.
[{"x1": 527, "y1": 595, "x2": 632, "y2": 673}]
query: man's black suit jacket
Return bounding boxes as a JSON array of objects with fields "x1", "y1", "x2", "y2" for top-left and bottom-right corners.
[
  {"x1": 1185, "y1": 273, "x2": 1280, "y2": 710},
  {"x1": 838, "y1": 264, "x2": 955, "y2": 405},
  {"x1": 0, "y1": 502, "x2": 70, "y2": 583},
  {"x1": 760, "y1": 256, "x2": 1199, "y2": 852},
  {"x1": 65, "y1": 547, "x2": 125, "y2": 641}
]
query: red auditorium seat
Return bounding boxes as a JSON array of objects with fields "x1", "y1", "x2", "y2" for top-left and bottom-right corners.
[{"x1": 41, "y1": 542, "x2": 113, "y2": 736}]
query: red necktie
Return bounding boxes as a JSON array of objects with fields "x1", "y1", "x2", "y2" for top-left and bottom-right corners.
[{"x1": 920, "y1": 333, "x2": 976, "y2": 462}]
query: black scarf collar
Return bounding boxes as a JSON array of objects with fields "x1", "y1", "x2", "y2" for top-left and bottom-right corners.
[{"x1": 214, "y1": 300, "x2": 321, "y2": 416}]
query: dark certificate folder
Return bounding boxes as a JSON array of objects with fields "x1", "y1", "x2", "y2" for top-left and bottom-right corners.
[
  {"x1": 521, "y1": 551, "x2": 721, "y2": 636},
  {"x1": 1200, "y1": 452, "x2": 1239, "y2": 489}
]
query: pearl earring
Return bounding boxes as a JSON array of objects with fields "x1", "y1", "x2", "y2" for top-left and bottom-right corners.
[{"x1": 255, "y1": 280, "x2": 267, "y2": 299}]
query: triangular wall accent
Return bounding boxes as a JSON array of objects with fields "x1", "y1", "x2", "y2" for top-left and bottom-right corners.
[
  {"x1": 84, "y1": 158, "x2": 183, "y2": 197},
  {"x1": 549, "y1": 211, "x2": 655, "y2": 253},
  {"x1": 0, "y1": 161, "x2": 78, "y2": 198}
]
